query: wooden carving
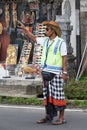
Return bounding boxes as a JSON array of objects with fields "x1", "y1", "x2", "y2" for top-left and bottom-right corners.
[
  {"x1": 12, "y1": 2, "x2": 17, "y2": 28},
  {"x1": 6, "y1": 44, "x2": 17, "y2": 65},
  {"x1": 5, "y1": 4, "x2": 10, "y2": 29}
]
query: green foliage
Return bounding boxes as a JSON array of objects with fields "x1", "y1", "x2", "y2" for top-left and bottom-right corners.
[
  {"x1": 66, "y1": 100, "x2": 87, "y2": 108},
  {"x1": 0, "y1": 96, "x2": 43, "y2": 105},
  {"x1": 64, "y1": 77, "x2": 87, "y2": 100},
  {"x1": 0, "y1": 96, "x2": 2, "y2": 103},
  {"x1": 72, "y1": 100, "x2": 87, "y2": 107}
]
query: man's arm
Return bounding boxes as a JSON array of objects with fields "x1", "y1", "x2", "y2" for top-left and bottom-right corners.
[
  {"x1": 62, "y1": 56, "x2": 67, "y2": 73},
  {"x1": 62, "y1": 55, "x2": 68, "y2": 82},
  {"x1": 25, "y1": 29, "x2": 36, "y2": 43},
  {"x1": 17, "y1": 20, "x2": 36, "y2": 43}
]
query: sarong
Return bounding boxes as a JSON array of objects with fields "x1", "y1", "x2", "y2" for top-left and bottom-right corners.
[{"x1": 43, "y1": 74, "x2": 66, "y2": 120}]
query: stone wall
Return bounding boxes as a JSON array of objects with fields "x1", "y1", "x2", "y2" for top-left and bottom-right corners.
[
  {"x1": 80, "y1": 12, "x2": 87, "y2": 54},
  {"x1": 0, "y1": 77, "x2": 43, "y2": 97}
]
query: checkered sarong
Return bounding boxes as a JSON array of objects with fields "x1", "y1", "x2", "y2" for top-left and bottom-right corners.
[{"x1": 43, "y1": 74, "x2": 66, "y2": 106}]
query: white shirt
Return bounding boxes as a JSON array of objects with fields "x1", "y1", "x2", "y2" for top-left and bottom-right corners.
[
  {"x1": 36, "y1": 36, "x2": 67, "y2": 74},
  {"x1": 36, "y1": 36, "x2": 67, "y2": 56}
]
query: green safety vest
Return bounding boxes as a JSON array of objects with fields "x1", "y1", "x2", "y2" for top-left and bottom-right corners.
[{"x1": 41, "y1": 37, "x2": 64, "y2": 72}]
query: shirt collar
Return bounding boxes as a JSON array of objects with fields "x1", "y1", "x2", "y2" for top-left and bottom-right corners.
[
  {"x1": 49, "y1": 36, "x2": 58, "y2": 42},
  {"x1": 54, "y1": 36, "x2": 58, "y2": 41}
]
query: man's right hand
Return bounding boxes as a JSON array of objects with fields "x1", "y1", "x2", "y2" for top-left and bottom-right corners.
[{"x1": 17, "y1": 20, "x2": 26, "y2": 30}]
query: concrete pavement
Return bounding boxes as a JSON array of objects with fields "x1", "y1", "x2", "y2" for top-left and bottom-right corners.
[{"x1": 0, "y1": 104, "x2": 87, "y2": 130}]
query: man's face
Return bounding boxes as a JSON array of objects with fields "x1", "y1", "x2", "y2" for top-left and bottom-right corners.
[{"x1": 45, "y1": 26, "x2": 54, "y2": 37}]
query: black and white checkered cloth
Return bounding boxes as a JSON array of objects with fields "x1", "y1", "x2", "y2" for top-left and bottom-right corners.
[{"x1": 43, "y1": 74, "x2": 65, "y2": 100}]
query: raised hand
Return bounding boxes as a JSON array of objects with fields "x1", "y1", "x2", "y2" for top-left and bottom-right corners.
[{"x1": 17, "y1": 20, "x2": 26, "y2": 30}]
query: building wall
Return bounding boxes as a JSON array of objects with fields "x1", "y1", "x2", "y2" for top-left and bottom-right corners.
[
  {"x1": 70, "y1": 0, "x2": 76, "y2": 56},
  {"x1": 80, "y1": 0, "x2": 87, "y2": 54},
  {"x1": 62, "y1": 0, "x2": 87, "y2": 56},
  {"x1": 62, "y1": 0, "x2": 76, "y2": 56}
]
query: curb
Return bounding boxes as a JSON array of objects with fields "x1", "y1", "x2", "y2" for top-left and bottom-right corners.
[{"x1": 0, "y1": 104, "x2": 87, "y2": 112}]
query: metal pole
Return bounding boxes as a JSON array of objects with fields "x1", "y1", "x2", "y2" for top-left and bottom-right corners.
[
  {"x1": 75, "y1": 0, "x2": 81, "y2": 72},
  {"x1": 76, "y1": 43, "x2": 87, "y2": 80}
]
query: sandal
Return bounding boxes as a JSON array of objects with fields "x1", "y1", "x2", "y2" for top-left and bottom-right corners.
[
  {"x1": 52, "y1": 119, "x2": 67, "y2": 125},
  {"x1": 37, "y1": 118, "x2": 47, "y2": 124}
]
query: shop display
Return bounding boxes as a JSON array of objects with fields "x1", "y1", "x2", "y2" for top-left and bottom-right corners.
[
  {"x1": 0, "y1": 0, "x2": 47, "y2": 79},
  {"x1": 16, "y1": 40, "x2": 32, "y2": 77},
  {"x1": 16, "y1": 24, "x2": 46, "y2": 77},
  {"x1": 35, "y1": 23, "x2": 46, "y2": 37},
  {"x1": 22, "y1": 64, "x2": 40, "y2": 78},
  {"x1": 23, "y1": 65, "x2": 36, "y2": 73},
  {"x1": 33, "y1": 23, "x2": 46, "y2": 65},
  {"x1": 18, "y1": 40, "x2": 32, "y2": 66}
]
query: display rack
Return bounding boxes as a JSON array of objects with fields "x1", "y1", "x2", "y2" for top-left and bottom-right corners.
[{"x1": 33, "y1": 23, "x2": 46, "y2": 65}]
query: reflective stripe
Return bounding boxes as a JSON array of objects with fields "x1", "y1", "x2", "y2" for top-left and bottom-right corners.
[
  {"x1": 53, "y1": 39, "x2": 61, "y2": 54},
  {"x1": 42, "y1": 65, "x2": 62, "y2": 70}
]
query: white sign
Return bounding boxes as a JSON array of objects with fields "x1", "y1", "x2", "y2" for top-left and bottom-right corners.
[{"x1": 80, "y1": 0, "x2": 87, "y2": 12}]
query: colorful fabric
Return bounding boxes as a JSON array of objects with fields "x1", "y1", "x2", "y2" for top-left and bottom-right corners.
[{"x1": 43, "y1": 74, "x2": 66, "y2": 106}]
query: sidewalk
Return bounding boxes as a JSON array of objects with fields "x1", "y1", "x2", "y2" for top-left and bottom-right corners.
[
  {"x1": 0, "y1": 76, "x2": 43, "y2": 98},
  {"x1": 0, "y1": 104, "x2": 87, "y2": 112}
]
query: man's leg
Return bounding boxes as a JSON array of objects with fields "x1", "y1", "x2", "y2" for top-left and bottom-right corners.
[
  {"x1": 52, "y1": 110, "x2": 66, "y2": 125},
  {"x1": 59, "y1": 110, "x2": 64, "y2": 121}
]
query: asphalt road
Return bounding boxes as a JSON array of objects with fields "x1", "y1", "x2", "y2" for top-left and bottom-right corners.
[{"x1": 0, "y1": 105, "x2": 87, "y2": 130}]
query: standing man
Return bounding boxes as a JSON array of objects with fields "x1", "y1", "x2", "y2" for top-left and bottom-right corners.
[{"x1": 18, "y1": 20, "x2": 67, "y2": 125}]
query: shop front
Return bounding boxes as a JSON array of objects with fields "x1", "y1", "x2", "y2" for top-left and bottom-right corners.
[
  {"x1": 0, "y1": 0, "x2": 63, "y2": 79},
  {"x1": 0, "y1": 0, "x2": 40, "y2": 78}
]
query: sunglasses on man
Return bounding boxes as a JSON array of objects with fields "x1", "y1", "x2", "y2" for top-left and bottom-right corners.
[{"x1": 46, "y1": 28, "x2": 50, "y2": 31}]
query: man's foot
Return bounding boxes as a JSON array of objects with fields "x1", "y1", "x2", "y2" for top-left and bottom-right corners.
[
  {"x1": 52, "y1": 119, "x2": 67, "y2": 125},
  {"x1": 37, "y1": 118, "x2": 47, "y2": 124},
  {"x1": 37, "y1": 116, "x2": 52, "y2": 124}
]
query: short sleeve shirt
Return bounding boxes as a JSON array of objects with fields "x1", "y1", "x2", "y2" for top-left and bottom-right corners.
[{"x1": 36, "y1": 36, "x2": 67, "y2": 56}]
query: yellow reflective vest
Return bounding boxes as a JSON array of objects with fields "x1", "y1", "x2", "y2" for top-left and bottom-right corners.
[{"x1": 41, "y1": 37, "x2": 64, "y2": 73}]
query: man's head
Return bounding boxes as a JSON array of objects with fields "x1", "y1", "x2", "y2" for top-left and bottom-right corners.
[{"x1": 42, "y1": 21, "x2": 62, "y2": 37}]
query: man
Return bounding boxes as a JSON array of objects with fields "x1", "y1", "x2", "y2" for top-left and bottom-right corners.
[{"x1": 18, "y1": 20, "x2": 67, "y2": 125}]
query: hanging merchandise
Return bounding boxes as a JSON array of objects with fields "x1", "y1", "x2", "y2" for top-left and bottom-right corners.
[
  {"x1": 18, "y1": 40, "x2": 32, "y2": 66},
  {"x1": 0, "y1": 0, "x2": 48, "y2": 78},
  {"x1": 35, "y1": 23, "x2": 46, "y2": 37},
  {"x1": 33, "y1": 23, "x2": 46, "y2": 65},
  {"x1": 16, "y1": 40, "x2": 32, "y2": 77}
]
